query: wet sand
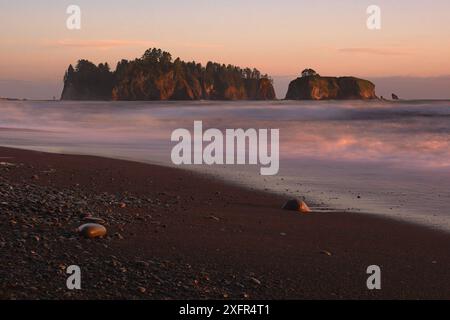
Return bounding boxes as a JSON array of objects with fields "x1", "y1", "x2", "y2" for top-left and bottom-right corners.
[{"x1": 0, "y1": 146, "x2": 449, "y2": 299}]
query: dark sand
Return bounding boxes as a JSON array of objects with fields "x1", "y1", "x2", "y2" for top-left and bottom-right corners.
[{"x1": 0, "y1": 147, "x2": 449, "y2": 299}]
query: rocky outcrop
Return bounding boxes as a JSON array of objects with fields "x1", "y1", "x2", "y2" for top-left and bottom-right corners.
[
  {"x1": 285, "y1": 75, "x2": 377, "y2": 100},
  {"x1": 282, "y1": 199, "x2": 312, "y2": 213},
  {"x1": 61, "y1": 48, "x2": 276, "y2": 101},
  {"x1": 61, "y1": 60, "x2": 114, "y2": 101},
  {"x1": 244, "y1": 78, "x2": 276, "y2": 100}
]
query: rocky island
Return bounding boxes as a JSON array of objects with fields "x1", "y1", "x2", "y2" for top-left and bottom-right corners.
[
  {"x1": 285, "y1": 69, "x2": 377, "y2": 100},
  {"x1": 61, "y1": 48, "x2": 276, "y2": 101}
]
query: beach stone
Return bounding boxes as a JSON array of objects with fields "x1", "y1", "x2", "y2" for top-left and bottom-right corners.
[
  {"x1": 282, "y1": 199, "x2": 312, "y2": 213},
  {"x1": 138, "y1": 287, "x2": 146, "y2": 293},
  {"x1": 250, "y1": 277, "x2": 261, "y2": 285},
  {"x1": 77, "y1": 223, "x2": 107, "y2": 239},
  {"x1": 115, "y1": 232, "x2": 124, "y2": 240},
  {"x1": 320, "y1": 250, "x2": 332, "y2": 256}
]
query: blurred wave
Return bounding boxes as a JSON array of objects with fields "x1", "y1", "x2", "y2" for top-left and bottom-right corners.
[{"x1": 1, "y1": 99, "x2": 450, "y2": 230}]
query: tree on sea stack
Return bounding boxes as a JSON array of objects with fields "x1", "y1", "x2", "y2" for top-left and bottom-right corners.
[{"x1": 301, "y1": 68, "x2": 319, "y2": 77}]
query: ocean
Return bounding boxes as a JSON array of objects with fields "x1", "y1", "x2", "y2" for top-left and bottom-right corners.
[{"x1": 1, "y1": 99, "x2": 449, "y2": 231}]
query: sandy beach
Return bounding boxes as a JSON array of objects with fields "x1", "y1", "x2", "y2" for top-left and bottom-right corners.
[{"x1": 1, "y1": 146, "x2": 449, "y2": 300}]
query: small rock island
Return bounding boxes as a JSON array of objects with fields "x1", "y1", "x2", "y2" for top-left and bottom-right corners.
[
  {"x1": 61, "y1": 48, "x2": 276, "y2": 101},
  {"x1": 285, "y1": 69, "x2": 377, "y2": 100}
]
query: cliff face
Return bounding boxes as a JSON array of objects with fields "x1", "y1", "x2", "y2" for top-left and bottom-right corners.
[
  {"x1": 61, "y1": 49, "x2": 276, "y2": 101},
  {"x1": 110, "y1": 72, "x2": 274, "y2": 100},
  {"x1": 285, "y1": 76, "x2": 377, "y2": 100}
]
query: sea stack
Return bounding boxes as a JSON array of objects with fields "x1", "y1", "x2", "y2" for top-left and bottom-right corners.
[
  {"x1": 285, "y1": 69, "x2": 377, "y2": 100},
  {"x1": 61, "y1": 48, "x2": 276, "y2": 101}
]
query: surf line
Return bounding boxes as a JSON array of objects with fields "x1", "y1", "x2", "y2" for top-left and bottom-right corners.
[{"x1": 171, "y1": 120, "x2": 279, "y2": 176}]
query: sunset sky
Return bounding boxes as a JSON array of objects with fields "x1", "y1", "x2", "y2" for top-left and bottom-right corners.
[{"x1": 1, "y1": 0, "x2": 450, "y2": 99}]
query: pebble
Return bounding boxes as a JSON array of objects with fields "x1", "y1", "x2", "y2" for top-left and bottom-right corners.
[
  {"x1": 135, "y1": 260, "x2": 150, "y2": 267},
  {"x1": 138, "y1": 287, "x2": 146, "y2": 293},
  {"x1": 282, "y1": 199, "x2": 312, "y2": 213},
  {"x1": 77, "y1": 223, "x2": 107, "y2": 239},
  {"x1": 320, "y1": 250, "x2": 332, "y2": 256},
  {"x1": 115, "y1": 232, "x2": 124, "y2": 240}
]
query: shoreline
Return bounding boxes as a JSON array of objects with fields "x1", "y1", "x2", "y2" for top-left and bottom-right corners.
[
  {"x1": 4, "y1": 142, "x2": 450, "y2": 235},
  {"x1": 6, "y1": 144, "x2": 448, "y2": 234},
  {"x1": 1, "y1": 146, "x2": 449, "y2": 299},
  {"x1": 190, "y1": 164, "x2": 450, "y2": 235}
]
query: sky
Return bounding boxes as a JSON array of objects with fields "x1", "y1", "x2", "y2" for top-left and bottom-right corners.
[{"x1": 1, "y1": 0, "x2": 450, "y2": 99}]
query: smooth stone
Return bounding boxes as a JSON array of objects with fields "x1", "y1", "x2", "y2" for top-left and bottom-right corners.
[
  {"x1": 282, "y1": 199, "x2": 312, "y2": 213},
  {"x1": 298, "y1": 201, "x2": 312, "y2": 213},
  {"x1": 138, "y1": 287, "x2": 146, "y2": 293},
  {"x1": 320, "y1": 250, "x2": 332, "y2": 256},
  {"x1": 77, "y1": 223, "x2": 107, "y2": 239}
]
